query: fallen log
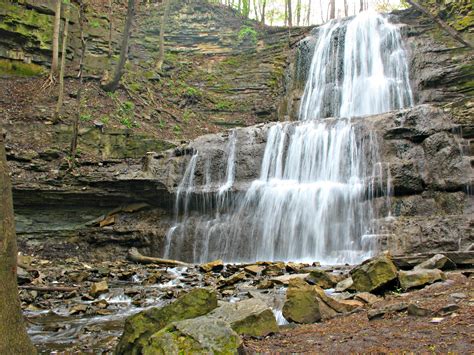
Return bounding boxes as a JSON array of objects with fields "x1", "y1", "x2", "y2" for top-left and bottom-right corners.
[
  {"x1": 127, "y1": 248, "x2": 190, "y2": 267},
  {"x1": 19, "y1": 285, "x2": 78, "y2": 293}
]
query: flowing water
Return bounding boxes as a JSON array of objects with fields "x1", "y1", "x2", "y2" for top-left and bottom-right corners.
[{"x1": 164, "y1": 11, "x2": 413, "y2": 264}]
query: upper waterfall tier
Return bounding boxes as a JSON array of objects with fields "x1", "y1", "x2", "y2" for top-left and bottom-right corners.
[{"x1": 299, "y1": 10, "x2": 413, "y2": 120}]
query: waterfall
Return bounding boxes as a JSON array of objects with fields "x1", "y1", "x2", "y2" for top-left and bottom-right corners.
[
  {"x1": 164, "y1": 11, "x2": 413, "y2": 264},
  {"x1": 300, "y1": 11, "x2": 413, "y2": 120}
]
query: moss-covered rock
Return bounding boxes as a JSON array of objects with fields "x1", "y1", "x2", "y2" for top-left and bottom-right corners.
[
  {"x1": 305, "y1": 269, "x2": 337, "y2": 289},
  {"x1": 207, "y1": 298, "x2": 278, "y2": 337},
  {"x1": 142, "y1": 317, "x2": 241, "y2": 355},
  {"x1": 116, "y1": 288, "x2": 218, "y2": 355},
  {"x1": 398, "y1": 269, "x2": 446, "y2": 290},
  {"x1": 282, "y1": 278, "x2": 321, "y2": 324},
  {"x1": 350, "y1": 254, "x2": 398, "y2": 293}
]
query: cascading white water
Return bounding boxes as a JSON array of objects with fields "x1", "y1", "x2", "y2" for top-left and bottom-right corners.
[
  {"x1": 300, "y1": 11, "x2": 413, "y2": 120},
  {"x1": 164, "y1": 11, "x2": 413, "y2": 264}
]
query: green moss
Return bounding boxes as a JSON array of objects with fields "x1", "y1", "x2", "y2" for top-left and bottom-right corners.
[
  {"x1": 232, "y1": 309, "x2": 278, "y2": 337},
  {"x1": 116, "y1": 288, "x2": 218, "y2": 355},
  {"x1": 0, "y1": 59, "x2": 44, "y2": 76},
  {"x1": 0, "y1": 3, "x2": 54, "y2": 50}
]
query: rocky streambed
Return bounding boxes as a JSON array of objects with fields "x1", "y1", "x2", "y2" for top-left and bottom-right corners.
[{"x1": 16, "y1": 251, "x2": 473, "y2": 353}]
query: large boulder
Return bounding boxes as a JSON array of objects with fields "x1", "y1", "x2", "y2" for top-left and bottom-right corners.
[
  {"x1": 282, "y1": 278, "x2": 351, "y2": 324},
  {"x1": 142, "y1": 317, "x2": 241, "y2": 354},
  {"x1": 305, "y1": 269, "x2": 337, "y2": 289},
  {"x1": 398, "y1": 269, "x2": 446, "y2": 290},
  {"x1": 350, "y1": 254, "x2": 398, "y2": 293},
  {"x1": 282, "y1": 278, "x2": 322, "y2": 324},
  {"x1": 116, "y1": 288, "x2": 218, "y2": 355},
  {"x1": 208, "y1": 298, "x2": 278, "y2": 336},
  {"x1": 414, "y1": 254, "x2": 456, "y2": 271}
]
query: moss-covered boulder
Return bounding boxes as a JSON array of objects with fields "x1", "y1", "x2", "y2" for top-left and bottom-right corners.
[
  {"x1": 116, "y1": 288, "x2": 218, "y2": 355},
  {"x1": 142, "y1": 317, "x2": 241, "y2": 355},
  {"x1": 350, "y1": 254, "x2": 398, "y2": 293},
  {"x1": 398, "y1": 269, "x2": 446, "y2": 290},
  {"x1": 208, "y1": 298, "x2": 278, "y2": 337},
  {"x1": 282, "y1": 278, "x2": 322, "y2": 324},
  {"x1": 305, "y1": 269, "x2": 337, "y2": 289}
]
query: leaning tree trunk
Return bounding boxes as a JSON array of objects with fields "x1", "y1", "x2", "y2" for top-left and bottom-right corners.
[
  {"x1": 71, "y1": 0, "x2": 86, "y2": 159},
  {"x1": 406, "y1": 0, "x2": 473, "y2": 49},
  {"x1": 54, "y1": 4, "x2": 70, "y2": 122},
  {"x1": 156, "y1": 0, "x2": 172, "y2": 71},
  {"x1": 50, "y1": 0, "x2": 61, "y2": 79},
  {"x1": 102, "y1": 0, "x2": 135, "y2": 92},
  {"x1": 0, "y1": 134, "x2": 37, "y2": 354}
]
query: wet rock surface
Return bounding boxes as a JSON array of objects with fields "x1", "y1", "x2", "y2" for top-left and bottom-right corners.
[{"x1": 17, "y1": 251, "x2": 473, "y2": 353}]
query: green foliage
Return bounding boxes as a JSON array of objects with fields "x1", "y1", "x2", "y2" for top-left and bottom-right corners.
[
  {"x1": 221, "y1": 57, "x2": 240, "y2": 67},
  {"x1": 113, "y1": 100, "x2": 138, "y2": 128},
  {"x1": 107, "y1": 91, "x2": 118, "y2": 99},
  {"x1": 80, "y1": 113, "x2": 92, "y2": 122},
  {"x1": 184, "y1": 86, "x2": 201, "y2": 99},
  {"x1": 120, "y1": 100, "x2": 135, "y2": 113},
  {"x1": 90, "y1": 19, "x2": 101, "y2": 28},
  {"x1": 238, "y1": 25, "x2": 258, "y2": 44},
  {"x1": 173, "y1": 124, "x2": 182, "y2": 134},
  {"x1": 100, "y1": 116, "x2": 110, "y2": 125},
  {"x1": 120, "y1": 117, "x2": 134, "y2": 128},
  {"x1": 183, "y1": 109, "x2": 195, "y2": 122},
  {"x1": 214, "y1": 100, "x2": 234, "y2": 111},
  {"x1": 128, "y1": 82, "x2": 143, "y2": 93},
  {"x1": 158, "y1": 119, "x2": 166, "y2": 130}
]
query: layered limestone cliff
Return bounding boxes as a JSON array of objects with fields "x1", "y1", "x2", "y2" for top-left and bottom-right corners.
[{"x1": 2, "y1": 1, "x2": 472, "y2": 260}]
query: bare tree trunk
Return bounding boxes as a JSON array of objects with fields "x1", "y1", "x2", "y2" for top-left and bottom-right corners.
[
  {"x1": 71, "y1": 1, "x2": 86, "y2": 159},
  {"x1": 102, "y1": 0, "x2": 135, "y2": 92},
  {"x1": 287, "y1": 0, "x2": 293, "y2": 27},
  {"x1": 284, "y1": 0, "x2": 288, "y2": 26},
  {"x1": 329, "y1": 0, "x2": 336, "y2": 19},
  {"x1": 306, "y1": 0, "x2": 311, "y2": 25},
  {"x1": 50, "y1": 0, "x2": 61, "y2": 79},
  {"x1": 0, "y1": 134, "x2": 37, "y2": 355},
  {"x1": 406, "y1": 0, "x2": 473, "y2": 49},
  {"x1": 319, "y1": 0, "x2": 324, "y2": 23},
  {"x1": 108, "y1": 0, "x2": 113, "y2": 58},
  {"x1": 260, "y1": 0, "x2": 266, "y2": 25},
  {"x1": 344, "y1": 0, "x2": 348, "y2": 17},
  {"x1": 296, "y1": 0, "x2": 301, "y2": 26},
  {"x1": 55, "y1": 4, "x2": 70, "y2": 122},
  {"x1": 156, "y1": 0, "x2": 172, "y2": 71},
  {"x1": 253, "y1": 0, "x2": 258, "y2": 21}
]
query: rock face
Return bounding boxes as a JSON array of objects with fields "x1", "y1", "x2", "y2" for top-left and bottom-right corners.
[
  {"x1": 350, "y1": 255, "x2": 398, "y2": 293},
  {"x1": 398, "y1": 269, "x2": 446, "y2": 290},
  {"x1": 142, "y1": 317, "x2": 241, "y2": 355},
  {"x1": 142, "y1": 104, "x2": 472, "y2": 260},
  {"x1": 116, "y1": 288, "x2": 218, "y2": 354}
]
